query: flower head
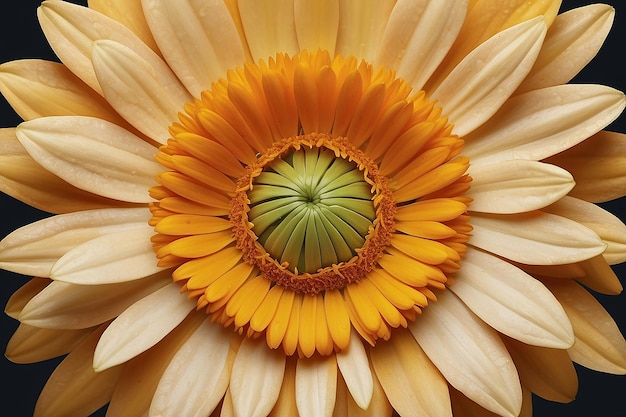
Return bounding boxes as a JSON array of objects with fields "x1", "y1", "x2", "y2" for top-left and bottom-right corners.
[{"x1": 1, "y1": 1, "x2": 626, "y2": 416}]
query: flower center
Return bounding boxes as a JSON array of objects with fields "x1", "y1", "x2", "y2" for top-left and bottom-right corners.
[
  {"x1": 149, "y1": 50, "x2": 471, "y2": 356},
  {"x1": 230, "y1": 133, "x2": 396, "y2": 294}
]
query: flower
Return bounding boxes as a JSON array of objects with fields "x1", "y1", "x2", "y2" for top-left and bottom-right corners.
[{"x1": 1, "y1": 0, "x2": 626, "y2": 416}]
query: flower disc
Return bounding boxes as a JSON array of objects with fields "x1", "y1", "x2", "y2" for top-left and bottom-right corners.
[{"x1": 150, "y1": 50, "x2": 471, "y2": 356}]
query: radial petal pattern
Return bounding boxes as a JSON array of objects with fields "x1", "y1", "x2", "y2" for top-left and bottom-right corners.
[{"x1": 1, "y1": 1, "x2": 625, "y2": 417}]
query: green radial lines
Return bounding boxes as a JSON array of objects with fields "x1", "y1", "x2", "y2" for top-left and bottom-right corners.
[{"x1": 248, "y1": 147, "x2": 376, "y2": 274}]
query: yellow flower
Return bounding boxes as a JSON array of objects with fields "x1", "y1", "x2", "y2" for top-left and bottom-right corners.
[{"x1": 1, "y1": 1, "x2": 626, "y2": 416}]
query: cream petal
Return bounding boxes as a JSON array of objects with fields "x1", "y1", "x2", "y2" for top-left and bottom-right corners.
[
  {"x1": 295, "y1": 355, "x2": 338, "y2": 417},
  {"x1": 105, "y1": 312, "x2": 208, "y2": 417},
  {"x1": 89, "y1": 0, "x2": 160, "y2": 53},
  {"x1": 0, "y1": 128, "x2": 129, "y2": 214},
  {"x1": 51, "y1": 224, "x2": 164, "y2": 284},
  {"x1": 37, "y1": 0, "x2": 162, "y2": 94},
  {"x1": 269, "y1": 360, "x2": 298, "y2": 417},
  {"x1": 0, "y1": 59, "x2": 124, "y2": 123},
  {"x1": 450, "y1": 248, "x2": 574, "y2": 348},
  {"x1": 229, "y1": 338, "x2": 286, "y2": 417},
  {"x1": 463, "y1": 85, "x2": 626, "y2": 165},
  {"x1": 517, "y1": 4, "x2": 615, "y2": 94},
  {"x1": 335, "y1": 0, "x2": 395, "y2": 62},
  {"x1": 0, "y1": 207, "x2": 151, "y2": 277},
  {"x1": 4, "y1": 277, "x2": 50, "y2": 319},
  {"x1": 503, "y1": 336, "x2": 578, "y2": 403},
  {"x1": 375, "y1": 0, "x2": 467, "y2": 91},
  {"x1": 576, "y1": 255, "x2": 623, "y2": 296},
  {"x1": 34, "y1": 324, "x2": 123, "y2": 417},
  {"x1": 546, "y1": 131, "x2": 626, "y2": 203},
  {"x1": 547, "y1": 280, "x2": 626, "y2": 374},
  {"x1": 470, "y1": 211, "x2": 606, "y2": 265},
  {"x1": 237, "y1": 0, "x2": 299, "y2": 61},
  {"x1": 19, "y1": 272, "x2": 170, "y2": 329},
  {"x1": 409, "y1": 292, "x2": 522, "y2": 417},
  {"x1": 294, "y1": 0, "x2": 339, "y2": 56},
  {"x1": 16, "y1": 116, "x2": 161, "y2": 203},
  {"x1": 92, "y1": 39, "x2": 191, "y2": 144},
  {"x1": 333, "y1": 368, "x2": 392, "y2": 417},
  {"x1": 150, "y1": 318, "x2": 233, "y2": 417},
  {"x1": 93, "y1": 282, "x2": 196, "y2": 371},
  {"x1": 6, "y1": 323, "x2": 93, "y2": 364},
  {"x1": 370, "y1": 329, "x2": 452, "y2": 417},
  {"x1": 141, "y1": 0, "x2": 245, "y2": 96},
  {"x1": 430, "y1": 17, "x2": 546, "y2": 136},
  {"x1": 336, "y1": 332, "x2": 373, "y2": 410},
  {"x1": 544, "y1": 196, "x2": 626, "y2": 265},
  {"x1": 468, "y1": 160, "x2": 574, "y2": 214}
]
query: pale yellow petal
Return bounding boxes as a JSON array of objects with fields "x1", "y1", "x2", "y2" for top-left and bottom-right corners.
[
  {"x1": 575, "y1": 255, "x2": 623, "y2": 296},
  {"x1": 93, "y1": 282, "x2": 196, "y2": 371},
  {"x1": 450, "y1": 248, "x2": 574, "y2": 348},
  {"x1": 6, "y1": 324, "x2": 93, "y2": 364},
  {"x1": 16, "y1": 116, "x2": 161, "y2": 203},
  {"x1": 431, "y1": 17, "x2": 546, "y2": 136},
  {"x1": 463, "y1": 85, "x2": 626, "y2": 165},
  {"x1": 106, "y1": 311, "x2": 208, "y2": 417},
  {"x1": 19, "y1": 272, "x2": 169, "y2": 329},
  {"x1": 370, "y1": 329, "x2": 452, "y2": 417},
  {"x1": 295, "y1": 355, "x2": 337, "y2": 417},
  {"x1": 150, "y1": 318, "x2": 234, "y2": 417},
  {"x1": 0, "y1": 128, "x2": 130, "y2": 214},
  {"x1": 88, "y1": 0, "x2": 160, "y2": 53},
  {"x1": 294, "y1": 0, "x2": 339, "y2": 56},
  {"x1": 336, "y1": 332, "x2": 374, "y2": 410},
  {"x1": 547, "y1": 280, "x2": 626, "y2": 374},
  {"x1": 517, "y1": 4, "x2": 615, "y2": 93},
  {"x1": 544, "y1": 196, "x2": 626, "y2": 265},
  {"x1": 468, "y1": 160, "x2": 574, "y2": 214},
  {"x1": 337, "y1": 370, "x2": 392, "y2": 417},
  {"x1": 375, "y1": 0, "x2": 467, "y2": 91},
  {"x1": 141, "y1": 0, "x2": 246, "y2": 96},
  {"x1": 37, "y1": 0, "x2": 162, "y2": 94},
  {"x1": 269, "y1": 359, "x2": 298, "y2": 417},
  {"x1": 237, "y1": 0, "x2": 299, "y2": 61},
  {"x1": 0, "y1": 207, "x2": 150, "y2": 277},
  {"x1": 470, "y1": 211, "x2": 606, "y2": 265},
  {"x1": 425, "y1": 0, "x2": 561, "y2": 91},
  {"x1": 91, "y1": 39, "x2": 192, "y2": 144},
  {"x1": 230, "y1": 338, "x2": 286, "y2": 417},
  {"x1": 546, "y1": 131, "x2": 626, "y2": 203},
  {"x1": 51, "y1": 225, "x2": 163, "y2": 284},
  {"x1": 0, "y1": 59, "x2": 125, "y2": 123},
  {"x1": 503, "y1": 336, "x2": 578, "y2": 403},
  {"x1": 335, "y1": 0, "x2": 395, "y2": 62},
  {"x1": 4, "y1": 277, "x2": 50, "y2": 319},
  {"x1": 34, "y1": 324, "x2": 123, "y2": 417},
  {"x1": 409, "y1": 293, "x2": 522, "y2": 417}
]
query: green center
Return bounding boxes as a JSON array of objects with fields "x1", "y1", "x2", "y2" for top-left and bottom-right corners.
[{"x1": 247, "y1": 146, "x2": 376, "y2": 274}]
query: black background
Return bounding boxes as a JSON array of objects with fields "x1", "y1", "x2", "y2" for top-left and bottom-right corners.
[{"x1": 0, "y1": 1, "x2": 625, "y2": 416}]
